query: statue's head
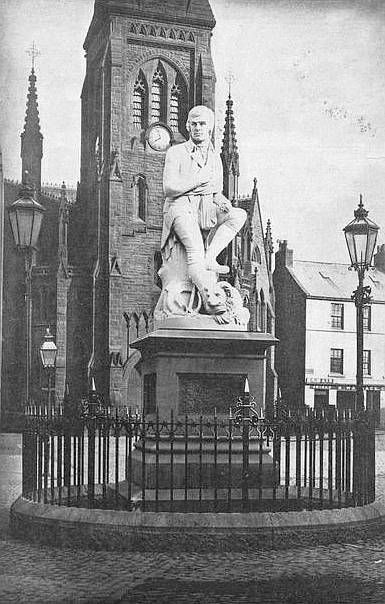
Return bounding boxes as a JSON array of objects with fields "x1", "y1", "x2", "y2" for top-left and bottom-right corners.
[{"x1": 186, "y1": 105, "x2": 214, "y2": 144}]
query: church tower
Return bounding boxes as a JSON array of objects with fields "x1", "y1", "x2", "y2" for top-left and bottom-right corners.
[
  {"x1": 70, "y1": 0, "x2": 216, "y2": 406},
  {"x1": 20, "y1": 67, "x2": 43, "y2": 194}
]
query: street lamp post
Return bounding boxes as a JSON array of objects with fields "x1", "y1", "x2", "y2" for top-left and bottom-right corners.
[
  {"x1": 8, "y1": 181, "x2": 45, "y2": 404},
  {"x1": 39, "y1": 328, "x2": 57, "y2": 410},
  {"x1": 343, "y1": 195, "x2": 379, "y2": 412}
]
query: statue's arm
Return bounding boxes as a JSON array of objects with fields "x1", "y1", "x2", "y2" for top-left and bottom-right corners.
[{"x1": 163, "y1": 146, "x2": 210, "y2": 199}]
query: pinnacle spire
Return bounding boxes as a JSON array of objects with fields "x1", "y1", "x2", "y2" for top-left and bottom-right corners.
[
  {"x1": 221, "y1": 93, "x2": 239, "y2": 168},
  {"x1": 220, "y1": 91, "x2": 240, "y2": 201},
  {"x1": 264, "y1": 219, "x2": 274, "y2": 272},
  {"x1": 20, "y1": 65, "x2": 43, "y2": 194}
]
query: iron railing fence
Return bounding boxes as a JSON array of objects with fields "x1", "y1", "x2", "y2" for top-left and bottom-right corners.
[{"x1": 21, "y1": 404, "x2": 375, "y2": 513}]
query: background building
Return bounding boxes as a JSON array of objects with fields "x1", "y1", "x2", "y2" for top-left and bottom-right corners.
[
  {"x1": 1, "y1": 0, "x2": 276, "y2": 430},
  {"x1": 274, "y1": 240, "x2": 385, "y2": 425}
]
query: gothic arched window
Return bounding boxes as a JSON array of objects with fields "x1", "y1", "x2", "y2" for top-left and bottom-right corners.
[
  {"x1": 138, "y1": 312, "x2": 148, "y2": 339},
  {"x1": 154, "y1": 251, "x2": 163, "y2": 288},
  {"x1": 245, "y1": 236, "x2": 251, "y2": 262},
  {"x1": 151, "y1": 65, "x2": 166, "y2": 123},
  {"x1": 260, "y1": 289, "x2": 266, "y2": 332},
  {"x1": 133, "y1": 174, "x2": 147, "y2": 221},
  {"x1": 128, "y1": 313, "x2": 139, "y2": 353},
  {"x1": 122, "y1": 313, "x2": 130, "y2": 364},
  {"x1": 252, "y1": 244, "x2": 261, "y2": 264},
  {"x1": 267, "y1": 306, "x2": 273, "y2": 334},
  {"x1": 133, "y1": 73, "x2": 147, "y2": 129},
  {"x1": 170, "y1": 84, "x2": 180, "y2": 133},
  {"x1": 132, "y1": 60, "x2": 187, "y2": 135}
]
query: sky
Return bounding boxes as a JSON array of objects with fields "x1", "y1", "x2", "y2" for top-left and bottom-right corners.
[{"x1": 1, "y1": 0, "x2": 385, "y2": 263}]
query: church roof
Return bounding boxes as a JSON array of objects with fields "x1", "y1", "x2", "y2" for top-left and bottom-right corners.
[
  {"x1": 289, "y1": 260, "x2": 385, "y2": 302},
  {"x1": 86, "y1": 0, "x2": 215, "y2": 46}
]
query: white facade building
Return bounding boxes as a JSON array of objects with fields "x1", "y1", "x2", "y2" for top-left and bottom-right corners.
[{"x1": 274, "y1": 242, "x2": 385, "y2": 425}]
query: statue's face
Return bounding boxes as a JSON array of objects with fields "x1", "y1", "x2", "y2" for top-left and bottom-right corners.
[{"x1": 189, "y1": 114, "x2": 211, "y2": 144}]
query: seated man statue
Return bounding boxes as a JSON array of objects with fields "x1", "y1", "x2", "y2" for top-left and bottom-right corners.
[{"x1": 158, "y1": 105, "x2": 247, "y2": 318}]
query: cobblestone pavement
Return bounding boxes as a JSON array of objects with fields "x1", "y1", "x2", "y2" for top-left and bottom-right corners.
[{"x1": 2, "y1": 433, "x2": 385, "y2": 604}]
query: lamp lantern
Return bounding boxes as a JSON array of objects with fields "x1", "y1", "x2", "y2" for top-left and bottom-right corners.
[
  {"x1": 39, "y1": 327, "x2": 57, "y2": 369},
  {"x1": 8, "y1": 182, "x2": 46, "y2": 250},
  {"x1": 343, "y1": 195, "x2": 379, "y2": 271}
]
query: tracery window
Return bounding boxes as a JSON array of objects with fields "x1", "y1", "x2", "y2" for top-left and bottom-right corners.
[
  {"x1": 151, "y1": 67, "x2": 166, "y2": 123},
  {"x1": 170, "y1": 84, "x2": 181, "y2": 133},
  {"x1": 132, "y1": 60, "x2": 187, "y2": 134},
  {"x1": 133, "y1": 74, "x2": 147, "y2": 129}
]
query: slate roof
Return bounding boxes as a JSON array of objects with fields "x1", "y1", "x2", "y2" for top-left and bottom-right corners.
[
  {"x1": 290, "y1": 260, "x2": 385, "y2": 302},
  {"x1": 93, "y1": 0, "x2": 215, "y2": 28}
]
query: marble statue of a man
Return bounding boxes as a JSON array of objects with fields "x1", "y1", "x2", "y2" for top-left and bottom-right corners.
[{"x1": 161, "y1": 105, "x2": 246, "y2": 303}]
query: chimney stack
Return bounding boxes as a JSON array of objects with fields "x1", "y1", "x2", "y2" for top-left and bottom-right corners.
[{"x1": 275, "y1": 240, "x2": 293, "y2": 268}]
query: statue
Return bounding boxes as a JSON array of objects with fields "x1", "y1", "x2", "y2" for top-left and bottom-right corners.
[{"x1": 154, "y1": 105, "x2": 249, "y2": 328}]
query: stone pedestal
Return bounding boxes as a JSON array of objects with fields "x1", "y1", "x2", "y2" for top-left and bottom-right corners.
[
  {"x1": 131, "y1": 328, "x2": 277, "y2": 417},
  {"x1": 130, "y1": 328, "x2": 278, "y2": 504}
]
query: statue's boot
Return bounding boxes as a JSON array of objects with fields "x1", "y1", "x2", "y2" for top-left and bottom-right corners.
[
  {"x1": 188, "y1": 262, "x2": 217, "y2": 293},
  {"x1": 205, "y1": 222, "x2": 240, "y2": 274}
]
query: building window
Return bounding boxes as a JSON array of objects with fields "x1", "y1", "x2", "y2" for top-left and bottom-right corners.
[
  {"x1": 151, "y1": 66, "x2": 166, "y2": 123},
  {"x1": 267, "y1": 307, "x2": 273, "y2": 334},
  {"x1": 260, "y1": 289, "x2": 266, "y2": 332},
  {"x1": 154, "y1": 251, "x2": 163, "y2": 288},
  {"x1": 170, "y1": 84, "x2": 180, "y2": 133},
  {"x1": 330, "y1": 348, "x2": 344, "y2": 374},
  {"x1": 133, "y1": 174, "x2": 147, "y2": 221},
  {"x1": 122, "y1": 313, "x2": 129, "y2": 364},
  {"x1": 133, "y1": 60, "x2": 187, "y2": 134},
  {"x1": 252, "y1": 245, "x2": 261, "y2": 264},
  {"x1": 363, "y1": 306, "x2": 371, "y2": 331},
  {"x1": 331, "y1": 303, "x2": 344, "y2": 329},
  {"x1": 245, "y1": 237, "x2": 251, "y2": 262},
  {"x1": 363, "y1": 350, "x2": 371, "y2": 376},
  {"x1": 133, "y1": 73, "x2": 147, "y2": 129}
]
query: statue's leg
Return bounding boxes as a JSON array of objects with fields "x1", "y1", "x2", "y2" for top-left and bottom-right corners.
[
  {"x1": 172, "y1": 212, "x2": 211, "y2": 291},
  {"x1": 205, "y1": 207, "x2": 247, "y2": 270}
]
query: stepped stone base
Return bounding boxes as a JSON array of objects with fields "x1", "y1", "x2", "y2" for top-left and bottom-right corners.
[{"x1": 130, "y1": 435, "x2": 276, "y2": 489}]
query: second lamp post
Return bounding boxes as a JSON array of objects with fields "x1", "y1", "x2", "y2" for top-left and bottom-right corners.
[
  {"x1": 344, "y1": 195, "x2": 379, "y2": 412},
  {"x1": 40, "y1": 328, "x2": 57, "y2": 410}
]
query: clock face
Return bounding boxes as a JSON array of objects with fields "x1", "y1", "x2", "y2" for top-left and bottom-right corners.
[{"x1": 146, "y1": 124, "x2": 172, "y2": 151}]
